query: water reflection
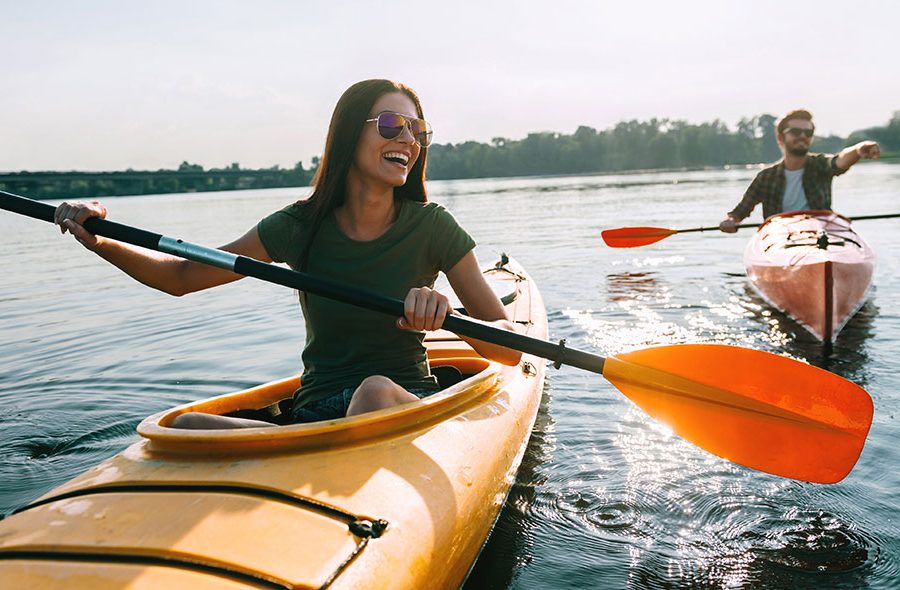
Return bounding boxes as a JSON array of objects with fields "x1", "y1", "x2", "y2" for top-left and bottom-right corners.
[
  {"x1": 796, "y1": 300, "x2": 877, "y2": 385},
  {"x1": 465, "y1": 380, "x2": 556, "y2": 588},
  {"x1": 741, "y1": 285, "x2": 876, "y2": 384},
  {"x1": 605, "y1": 271, "x2": 663, "y2": 303},
  {"x1": 744, "y1": 508, "x2": 876, "y2": 589}
]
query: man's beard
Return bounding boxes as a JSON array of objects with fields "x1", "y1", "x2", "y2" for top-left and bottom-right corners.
[{"x1": 786, "y1": 145, "x2": 809, "y2": 157}]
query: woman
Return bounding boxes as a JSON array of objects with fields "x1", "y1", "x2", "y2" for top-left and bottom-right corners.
[{"x1": 54, "y1": 79, "x2": 521, "y2": 428}]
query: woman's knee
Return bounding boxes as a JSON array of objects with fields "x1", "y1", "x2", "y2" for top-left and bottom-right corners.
[
  {"x1": 349, "y1": 376, "x2": 415, "y2": 413},
  {"x1": 356, "y1": 375, "x2": 399, "y2": 398}
]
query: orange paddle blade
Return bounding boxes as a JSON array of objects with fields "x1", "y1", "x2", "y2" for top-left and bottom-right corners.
[
  {"x1": 601, "y1": 226, "x2": 677, "y2": 248},
  {"x1": 602, "y1": 344, "x2": 872, "y2": 483}
]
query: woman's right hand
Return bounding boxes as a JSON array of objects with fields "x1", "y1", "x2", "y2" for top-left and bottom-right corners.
[
  {"x1": 54, "y1": 200, "x2": 108, "y2": 250},
  {"x1": 398, "y1": 286, "x2": 451, "y2": 332}
]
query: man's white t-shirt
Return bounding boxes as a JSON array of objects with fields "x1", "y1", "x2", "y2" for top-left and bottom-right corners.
[{"x1": 781, "y1": 168, "x2": 809, "y2": 212}]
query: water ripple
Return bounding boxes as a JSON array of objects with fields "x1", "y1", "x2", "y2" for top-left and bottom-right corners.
[{"x1": 751, "y1": 510, "x2": 874, "y2": 574}]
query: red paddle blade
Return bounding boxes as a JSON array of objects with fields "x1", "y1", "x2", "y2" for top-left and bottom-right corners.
[
  {"x1": 602, "y1": 344, "x2": 873, "y2": 483},
  {"x1": 601, "y1": 226, "x2": 677, "y2": 248}
]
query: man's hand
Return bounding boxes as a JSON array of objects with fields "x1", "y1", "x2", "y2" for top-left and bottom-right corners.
[
  {"x1": 856, "y1": 141, "x2": 881, "y2": 160},
  {"x1": 719, "y1": 216, "x2": 740, "y2": 233}
]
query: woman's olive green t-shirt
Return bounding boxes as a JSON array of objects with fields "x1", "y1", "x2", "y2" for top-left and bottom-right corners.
[{"x1": 257, "y1": 199, "x2": 476, "y2": 408}]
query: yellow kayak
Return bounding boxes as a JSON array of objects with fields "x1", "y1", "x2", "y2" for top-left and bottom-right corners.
[{"x1": 0, "y1": 256, "x2": 548, "y2": 589}]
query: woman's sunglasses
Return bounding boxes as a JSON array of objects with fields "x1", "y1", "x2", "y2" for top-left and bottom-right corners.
[
  {"x1": 784, "y1": 127, "x2": 814, "y2": 138},
  {"x1": 366, "y1": 112, "x2": 433, "y2": 148}
]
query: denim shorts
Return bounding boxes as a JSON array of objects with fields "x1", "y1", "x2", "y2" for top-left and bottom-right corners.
[{"x1": 292, "y1": 383, "x2": 441, "y2": 424}]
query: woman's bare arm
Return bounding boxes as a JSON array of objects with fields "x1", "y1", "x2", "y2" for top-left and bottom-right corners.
[
  {"x1": 445, "y1": 251, "x2": 523, "y2": 366},
  {"x1": 55, "y1": 200, "x2": 272, "y2": 296}
]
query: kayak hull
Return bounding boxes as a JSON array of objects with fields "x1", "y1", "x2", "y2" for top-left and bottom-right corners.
[
  {"x1": 0, "y1": 256, "x2": 548, "y2": 590},
  {"x1": 743, "y1": 211, "x2": 874, "y2": 343}
]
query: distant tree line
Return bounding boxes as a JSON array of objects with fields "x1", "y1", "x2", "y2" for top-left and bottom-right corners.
[
  {"x1": 2, "y1": 112, "x2": 897, "y2": 200},
  {"x1": 0, "y1": 161, "x2": 314, "y2": 201},
  {"x1": 426, "y1": 114, "x2": 871, "y2": 180},
  {"x1": 848, "y1": 111, "x2": 900, "y2": 153}
]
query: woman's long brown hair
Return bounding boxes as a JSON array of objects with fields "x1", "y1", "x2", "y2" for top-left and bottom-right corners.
[{"x1": 297, "y1": 79, "x2": 429, "y2": 270}]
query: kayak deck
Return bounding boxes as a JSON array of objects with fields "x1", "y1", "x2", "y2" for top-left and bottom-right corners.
[
  {"x1": 743, "y1": 210, "x2": 874, "y2": 343},
  {"x1": 0, "y1": 256, "x2": 548, "y2": 590}
]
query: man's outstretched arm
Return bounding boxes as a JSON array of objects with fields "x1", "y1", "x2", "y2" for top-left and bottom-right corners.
[{"x1": 835, "y1": 140, "x2": 881, "y2": 171}]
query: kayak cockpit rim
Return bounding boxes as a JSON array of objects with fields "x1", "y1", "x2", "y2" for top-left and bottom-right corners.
[
  {"x1": 754, "y1": 209, "x2": 853, "y2": 231},
  {"x1": 134, "y1": 356, "x2": 529, "y2": 454}
]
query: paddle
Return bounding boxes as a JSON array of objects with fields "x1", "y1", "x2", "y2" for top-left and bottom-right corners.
[
  {"x1": 602, "y1": 212, "x2": 900, "y2": 248},
  {"x1": 0, "y1": 190, "x2": 873, "y2": 484}
]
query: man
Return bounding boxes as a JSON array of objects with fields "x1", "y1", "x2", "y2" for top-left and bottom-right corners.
[{"x1": 719, "y1": 109, "x2": 881, "y2": 232}]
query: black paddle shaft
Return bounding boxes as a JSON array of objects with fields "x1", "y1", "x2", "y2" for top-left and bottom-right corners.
[
  {"x1": 679, "y1": 212, "x2": 900, "y2": 234},
  {"x1": 0, "y1": 190, "x2": 605, "y2": 374},
  {"x1": 679, "y1": 223, "x2": 758, "y2": 234}
]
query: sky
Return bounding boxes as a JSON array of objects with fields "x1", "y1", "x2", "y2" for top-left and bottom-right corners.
[{"x1": 2, "y1": 0, "x2": 898, "y2": 172}]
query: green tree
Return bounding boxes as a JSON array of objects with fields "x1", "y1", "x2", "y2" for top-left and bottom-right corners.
[{"x1": 178, "y1": 161, "x2": 204, "y2": 172}]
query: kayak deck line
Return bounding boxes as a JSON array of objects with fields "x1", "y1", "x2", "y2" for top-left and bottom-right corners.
[
  {"x1": 0, "y1": 550, "x2": 294, "y2": 590},
  {"x1": 11, "y1": 482, "x2": 389, "y2": 533},
  {"x1": 3, "y1": 483, "x2": 389, "y2": 590}
]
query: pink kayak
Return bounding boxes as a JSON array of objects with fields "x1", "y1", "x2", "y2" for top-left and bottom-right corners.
[{"x1": 743, "y1": 210, "x2": 875, "y2": 343}]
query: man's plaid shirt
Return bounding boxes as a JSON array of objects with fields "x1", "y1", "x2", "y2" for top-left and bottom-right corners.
[{"x1": 728, "y1": 153, "x2": 846, "y2": 220}]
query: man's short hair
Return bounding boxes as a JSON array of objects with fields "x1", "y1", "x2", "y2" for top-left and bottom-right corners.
[{"x1": 776, "y1": 109, "x2": 814, "y2": 135}]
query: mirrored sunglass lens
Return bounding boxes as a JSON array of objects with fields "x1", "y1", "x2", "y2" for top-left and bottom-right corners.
[
  {"x1": 416, "y1": 130, "x2": 433, "y2": 147},
  {"x1": 410, "y1": 119, "x2": 433, "y2": 147},
  {"x1": 377, "y1": 113, "x2": 405, "y2": 139}
]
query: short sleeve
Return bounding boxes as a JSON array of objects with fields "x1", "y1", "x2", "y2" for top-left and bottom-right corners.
[
  {"x1": 257, "y1": 206, "x2": 306, "y2": 265},
  {"x1": 429, "y1": 204, "x2": 476, "y2": 272},
  {"x1": 828, "y1": 153, "x2": 848, "y2": 177}
]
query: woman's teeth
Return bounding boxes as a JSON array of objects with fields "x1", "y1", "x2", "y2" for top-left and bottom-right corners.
[{"x1": 383, "y1": 152, "x2": 409, "y2": 165}]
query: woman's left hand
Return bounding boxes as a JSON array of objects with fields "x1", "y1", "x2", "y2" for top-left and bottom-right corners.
[{"x1": 398, "y1": 287, "x2": 451, "y2": 331}]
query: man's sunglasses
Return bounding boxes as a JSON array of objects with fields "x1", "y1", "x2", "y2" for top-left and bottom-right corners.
[
  {"x1": 784, "y1": 127, "x2": 814, "y2": 138},
  {"x1": 366, "y1": 112, "x2": 433, "y2": 148}
]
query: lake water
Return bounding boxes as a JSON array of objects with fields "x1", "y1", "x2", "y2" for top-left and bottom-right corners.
[{"x1": 2, "y1": 163, "x2": 899, "y2": 589}]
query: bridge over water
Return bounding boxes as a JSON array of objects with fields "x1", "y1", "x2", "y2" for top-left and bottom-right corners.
[{"x1": 0, "y1": 169, "x2": 312, "y2": 200}]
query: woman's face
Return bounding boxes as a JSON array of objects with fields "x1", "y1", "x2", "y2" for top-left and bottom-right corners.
[{"x1": 350, "y1": 91, "x2": 422, "y2": 190}]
